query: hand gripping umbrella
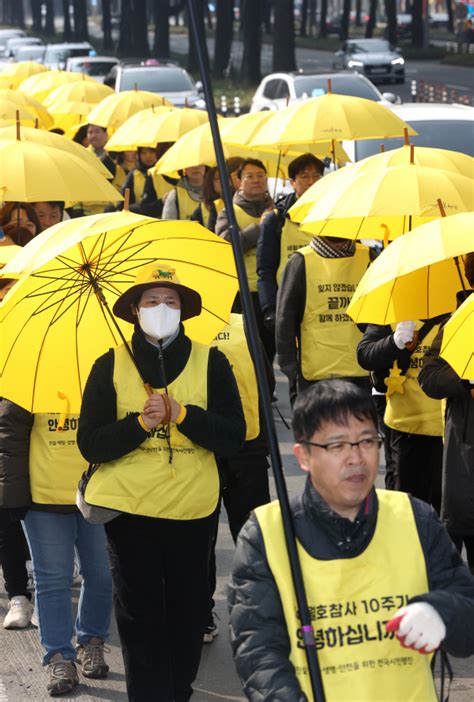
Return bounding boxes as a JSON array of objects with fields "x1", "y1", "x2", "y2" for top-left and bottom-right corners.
[{"x1": 186, "y1": 2, "x2": 326, "y2": 700}]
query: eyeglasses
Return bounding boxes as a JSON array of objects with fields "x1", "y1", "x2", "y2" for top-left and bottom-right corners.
[
  {"x1": 300, "y1": 436, "x2": 383, "y2": 457},
  {"x1": 242, "y1": 173, "x2": 266, "y2": 181}
]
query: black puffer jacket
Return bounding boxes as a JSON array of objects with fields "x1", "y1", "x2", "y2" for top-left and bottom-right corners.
[
  {"x1": 228, "y1": 479, "x2": 474, "y2": 701},
  {"x1": 419, "y1": 310, "x2": 474, "y2": 536},
  {"x1": 0, "y1": 398, "x2": 33, "y2": 510}
]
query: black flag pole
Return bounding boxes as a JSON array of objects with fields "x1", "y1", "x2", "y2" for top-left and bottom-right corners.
[{"x1": 186, "y1": 2, "x2": 325, "y2": 700}]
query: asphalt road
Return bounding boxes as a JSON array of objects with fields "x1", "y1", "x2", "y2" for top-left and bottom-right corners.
[{"x1": 1, "y1": 369, "x2": 473, "y2": 700}]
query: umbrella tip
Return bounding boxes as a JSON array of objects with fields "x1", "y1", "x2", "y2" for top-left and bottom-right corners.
[
  {"x1": 403, "y1": 127, "x2": 409, "y2": 146},
  {"x1": 15, "y1": 112, "x2": 20, "y2": 140},
  {"x1": 437, "y1": 198, "x2": 447, "y2": 217},
  {"x1": 410, "y1": 144, "x2": 415, "y2": 164},
  {"x1": 327, "y1": 78, "x2": 332, "y2": 94},
  {"x1": 380, "y1": 144, "x2": 385, "y2": 153},
  {"x1": 124, "y1": 188, "x2": 130, "y2": 211}
]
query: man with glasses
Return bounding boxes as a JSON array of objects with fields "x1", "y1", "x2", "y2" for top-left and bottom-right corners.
[
  {"x1": 257, "y1": 153, "x2": 324, "y2": 341},
  {"x1": 229, "y1": 379, "x2": 474, "y2": 701}
]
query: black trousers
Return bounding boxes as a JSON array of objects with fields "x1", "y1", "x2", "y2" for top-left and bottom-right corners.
[
  {"x1": 208, "y1": 456, "x2": 270, "y2": 615},
  {"x1": 232, "y1": 292, "x2": 275, "y2": 365},
  {"x1": 105, "y1": 510, "x2": 218, "y2": 702},
  {"x1": 0, "y1": 518, "x2": 30, "y2": 600},
  {"x1": 450, "y1": 533, "x2": 474, "y2": 574},
  {"x1": 390, "y1": 430, "x2": 443, "y2": 513}
]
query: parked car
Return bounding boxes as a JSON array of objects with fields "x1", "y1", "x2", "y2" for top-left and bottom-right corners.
[
  {"x1": 249, "y1": 71, "x2": 397, "y2": 112},
  {"x1": 343, "y1": 103, "x2": 474, "y2": 161},
  {"x1": 111, "y1": 62, "x2": 206, "y2": 109},
  {"x1": 2, "y1": 36, "x2": 43, "y2": 58},
  {"x1": 0, "y1": 29, "x2": 26, "y2": 52},
  {"x1": 43, "y1": 42, "x2": 95, "y2": 70},
  {"x1": 12, "y1": 45, "x2": 46, "y2": 62},
  {"x1": 66, "y1": 55, "x2": 119, "y2": 83},
  {"x1": 333, "y1": 38, "x2": 405, "y2": 84}
]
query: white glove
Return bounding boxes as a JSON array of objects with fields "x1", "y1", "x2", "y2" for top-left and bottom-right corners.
[
  {"x1": 388, "y1": 602, "x2": 446, "y2": 654},
  {"x1": 393, "y1": 321, "x2": 417, "y2": 349}
]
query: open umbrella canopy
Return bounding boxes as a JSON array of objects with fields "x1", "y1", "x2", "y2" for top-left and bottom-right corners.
[
  {"x1": 0, "y1": 215, "x2": 238, "y2": 414},
  {"x1": 105, "y1": 106, "x2": 208, "y2": 151},
  {"x1": 87, "y1": 90, "x2": 174, "y2": 132},
  {"x1": 0, "y1": 124, "x2": 112, "y2": 179},
  {"x1": 0, "y1": 99, "x2": 37, "y2": 127},
  {"x1": 47, "y1": 99, "x2": 95, "y2": 132},
  {"x1": 346, "y1": 213, "x2": 473, "y2": 324},
  {"x1": 0, "y1": 244, "x2": 22, "y2": 269},
  {"x1": 18, "y1": 70, "x2": 95, "y2": 104},
  {"x1": 290, "y1": 161, "x2": 474, "y2": 239},
  {"x1": 43, "y1": 80, "x2": 114, "y2": 108},
  {"x1": 0, "y1": 139, "x2": 122, "y2": 203},
  {"x1": 356, "y1": 144, "x2": 473, "y2": 176},
  {"x1": 153, "y1": 121, "x2": 224, "y2": 173},
  {"x1": 0, "y1": 89, "x2": 53, "y2": 129},
  {"x1": 440, "y1": 295, "x2": 474, "y2": 379},
  {"x1": 0, "y1": 60, "x2": 48, "y2": 88},
  {"x1": 250, "y1": 92, "x2": 416, "y2": 147}
]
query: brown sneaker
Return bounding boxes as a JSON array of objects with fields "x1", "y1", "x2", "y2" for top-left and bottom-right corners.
[
  {"x1": 47, "y1": 653, "x2": 79, "y2": 697},
  {"x1": 76, "y1": 637, "x2": 109, "y2": 679}
]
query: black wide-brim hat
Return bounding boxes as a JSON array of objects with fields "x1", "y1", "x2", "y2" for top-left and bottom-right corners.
[{"x1": 113, "y1": 262, "x2": 202, "y2": 324}]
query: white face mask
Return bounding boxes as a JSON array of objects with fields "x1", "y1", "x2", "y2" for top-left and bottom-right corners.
[{"x1": 138, "y1": 304, "x2": 181, "y2": 341}]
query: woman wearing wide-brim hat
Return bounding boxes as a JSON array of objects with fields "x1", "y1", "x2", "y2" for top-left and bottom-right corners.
[{"x1": 77, "y1": 262, "x2": 245, "y2": 702}]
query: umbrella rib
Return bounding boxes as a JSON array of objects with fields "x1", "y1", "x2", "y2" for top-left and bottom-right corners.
[{"x1": 200, "y1": 305, "x2": 232, "y2": 324}]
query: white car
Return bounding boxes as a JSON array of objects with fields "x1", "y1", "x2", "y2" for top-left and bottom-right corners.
[
  {"x1": 66, "y1": 55, "x2": 119, "y2": 83},
  {"x1": 250, "y1": 71, "x2": 397, "y2": 112},
  {"x1": 43, "y1": 42, "x2": 95, "y2": 70},
  {"x1": 343, "y1": 103, "x2": 474, "y2": 161},
  {"x1": 3, "y1": 36, "x2": 43, "y2": 58}
]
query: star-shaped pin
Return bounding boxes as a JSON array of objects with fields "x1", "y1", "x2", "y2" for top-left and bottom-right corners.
[{"x1": 384, "y1": 361, "x2": 407, "y2": 397}]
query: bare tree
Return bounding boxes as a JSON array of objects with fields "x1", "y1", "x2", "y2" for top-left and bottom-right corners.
[
  {"x1": 62, "y1": 0, "x2": 73, "y2": 40},
  {"x1": 446, "y1": 0, "x2": 454, "y2": 33},
  {"x1": 411, "y1": 0, "x2": 424, "y2": 47},
  {"x1": 340, "y1": 0, "x2": 351, "y2": 40},
  {"x1": 240, "y1": 0, "x2": 263, "y2": 84},
  {"x1": 44, "y1": 0, "x2": 56, "y2": 35},
  {"x1": 30, "y1": 0, "x2": 43, "y2": 33},
  {"x1": 273, "y1": 0, "x2": 296, "y2": 72},
  {"x1": 355, "y1": 0, "x2": 362, "y2": 26},
  {"x1": 102, "y1": 0, "x2": 114, "y2": 50},
  {"x1": 365, "y1": 0, "x2": 377, "y2": 38},
  {"x1": 72, "y1": 0, "x2": 89, "y2": 40},
  {"x1": 384, "y1": 0, "x2": 398, "y2": 45},
  {"x1": 118, "y1": 0, "x2": 148, "y2": 56},
  {"x1": 186, "y1": 0, "x2": 208, "y2": 73},
  {"x1": 214, "y1": 0, "x2": 234, "y2": 78},
  {"x1": 319, "y1": 0, "x2": 328, "y2": 38},
  {"x1": 300, "y1": 0, "x2": 309, "y2": 36}
]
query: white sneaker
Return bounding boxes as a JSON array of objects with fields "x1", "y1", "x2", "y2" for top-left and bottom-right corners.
[
  {"x1": 31, "y1": 606, "x2": 39, "y2": 628},
  {"x1": 3, "y1": 596, "x2": 33, "y2": 629}
]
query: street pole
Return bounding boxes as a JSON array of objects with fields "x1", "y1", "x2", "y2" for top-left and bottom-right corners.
[{"x1": 186, "y1": 2, "x2": 326, "y2": 700}]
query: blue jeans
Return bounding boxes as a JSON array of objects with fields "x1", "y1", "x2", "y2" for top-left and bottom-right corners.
[{"x1": 24, "y1": 510, "x2": 113, "y2": 665}]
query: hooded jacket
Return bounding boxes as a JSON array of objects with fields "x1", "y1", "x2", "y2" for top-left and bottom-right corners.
[
  {"x1": 215, "y1": 189, "x2": 274, "y2": 253},
  {"x1": 228, "y1": 478, "x2": 474, "y2": 701}
]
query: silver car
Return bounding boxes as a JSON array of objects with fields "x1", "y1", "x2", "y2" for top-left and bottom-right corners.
[
  {"x1": 333, "y1": 38, "x2": 405, "y2": 84},
  {"x1": 113, "y1": 63, "x2": 206, "y2": 109}
]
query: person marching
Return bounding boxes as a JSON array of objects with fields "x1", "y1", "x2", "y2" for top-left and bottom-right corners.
[
  {"x1": 257, "y1": 153, "x2": 324, "y2": 337},
  {"x1": 357, "y1": 316, "x2": 447, "y2": 511},
  {"x1": 229, "y1": 379, "x2": 474, "y2": 701},
  {"x1": 120, "y1": 147, "x2": 158, "y2": 207},
  {"x1": 215, "y1": 158, "x2": 275, "y2": 362},
  {"x1": 135, "y1": 142, "x2": 178, "y2": 217},
  {"x1": 77, "y1": 263, "x2": 245, "y2": 702},
  {"x1": 276, "y1": 234, "x2": 371, "y2": 404},
  {"x1": 161, "y1": 165, "x2": 206, "y2": 220}
]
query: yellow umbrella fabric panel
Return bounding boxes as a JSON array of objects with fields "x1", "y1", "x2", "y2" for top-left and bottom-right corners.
[
  {"x1": 0, "y1": 218, "x2": 238, "y2": 414},
  {"x1": 87, "y1": 90, "x2": 174, "y2": 131},
  {"x1": 440, "y1": 295, "x2": 474, "y2": 379},
  {"x1": 18, "y1": 70, "x2": 96, "y2": 104},
  {"x1": 43, "y1": 80, "x2": 114, "y2": 107},
  {"x1": 0, "y1": 89, "x2": 53, "y2": 129},
  {"x1": 347, "y1": 213, "x2": 473, "y2": 324}
]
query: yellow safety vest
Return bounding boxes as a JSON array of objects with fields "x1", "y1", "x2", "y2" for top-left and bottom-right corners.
[
  {"x1": 176, "y1": 186, "x2": 201, "y2": 220},
  {"x1": 112, "y1": 162, "x2": 127, "y2": 191},
  {"x1": 85, "y1": 341, "x2": 219, "y2": 520},
  {"x1": 277, "y1": 217, "x2": 310, "y2": 285},
  {"x1": 132, "y1": 169, "x2": 147, "y2": 203},
  {"x1": 255, "y1": 490, "x2": 437, "y2": 702},
  {"x1": 214, "y1": 198, "x2": 224, "y2": 214},
  {"x1": 300, "y1": 245, "x2": 369, "y2": 381},
  {"x1": 150, "y1": 170, "x2": 177, "y2": 200},
  {"x1": 213, "y1": 313, "x2": 259, "y2": 441},
  {"x1": 234, "y1": 204, "x2": 260, "y2": 293},
  {"x1": 29, "y1": 414, "x2": 87, "y2": 505},
  {"x1": 385, "y1": 324, "x2": 443, "y2": 436}
]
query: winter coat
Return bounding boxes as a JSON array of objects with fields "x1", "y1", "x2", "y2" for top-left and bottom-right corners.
[
  {"x1": 256, "y1": 191, "x2": 297, "y2": 314},
  {"x1": 228, "y1": 478, "x2": 474, "y2": 701},
  {"x1": 419, "y1": 311, "x2": 474, "y2": 535},
  {"x1": 0, "y1": 398, "x2": 33, "y2": 510},
  {"x1": 215, "y1": 189, "x2": 274, "y2": 253}
]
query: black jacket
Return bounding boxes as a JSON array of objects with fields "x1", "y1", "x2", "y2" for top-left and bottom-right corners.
[
  {"x1": 419, "y1": 308, "x2": 474, "y2": 535},
  {"x1": 228, "y1": 479, "x2": 474, "y2": 701},
  {"x1": 132, "y1": 173, "x2": 178, "y2": 217},
  {"x1": 257, "y1": 191, "x2": 297, "y2": 314},
  {"x1": 0, "y1": 398, "x2": 32, "y2": 510},
  {"x1": 77, "y1": 325, "x2": 246, "y2": 465}
]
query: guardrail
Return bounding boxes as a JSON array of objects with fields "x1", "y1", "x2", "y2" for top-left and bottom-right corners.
[{"x1": 410, "y1": 79, "x2": 474, "y2": 106}]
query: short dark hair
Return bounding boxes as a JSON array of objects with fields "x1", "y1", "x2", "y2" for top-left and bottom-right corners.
[
  {"x1": 464, "y1": 252, "x2": 474, "y2": 287},
  {"x1": 288, "y1": 153, "x2": 325, "y2": 181},
  {"x1": 237, "y1": 158, "x2": 267, "y2": 180},
  {"x1": 226, "y1": 156, "x2": 245, "y2": 175},
  {"x1": 293, "y1": 380, "x2": 377, "y2": 442}
]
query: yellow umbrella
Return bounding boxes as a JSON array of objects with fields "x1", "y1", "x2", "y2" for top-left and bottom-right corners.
[
  {"x1": 106, "y1": 106, "x2": 209, "y2": 151},
  {"x1": 0, "y1": 89, "x2": 53, "y2": 129},
  {"x1": 0, "y1": 244, "x2": 22, "y2": 269},
  {"x1": 43, "y1": 80, "x2": 114, "y2": 108},
  {"x1": 250, "y1": 92, "x2": 415, "y2": 147},
  {"x1": 0, "y1": 60, "x2": 48, "y2": 88},
  {"x1": 291, "y1": 162, "x2": 474, "y2": 239},
  {"x1": 357, "y1": 144, "x2": 473, "y2": 176},
  {"x1": 347, "y1": 212, "x2": 473, "y2": 324},
  {"x1": 47, "y1": 99, "x2": 95, "y2": 132},
  {"x1": 0, "y1": 139, "x2": 123, "y2": 203},
  {"x1": 0, "y1": 216, "x2": 238, "y2": 413},
  {"x1": 153, "y1": 121, "x2": 224, "y2": 174},
  {"x1": 87, "y1": 90, "x2": 174, "y2": 132},
  {"x1": 18, "y1": 70, "x2": 95, "y2": 104},
  {"x1": 0, "y1": 124, "x2": 112, "y2": 179},
  {"x1": 440, "y1": 295, "x2": 474, "y2": 379},
  {"x1": 0, "y1": 99, "x2": 37, "y2": 127}
]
